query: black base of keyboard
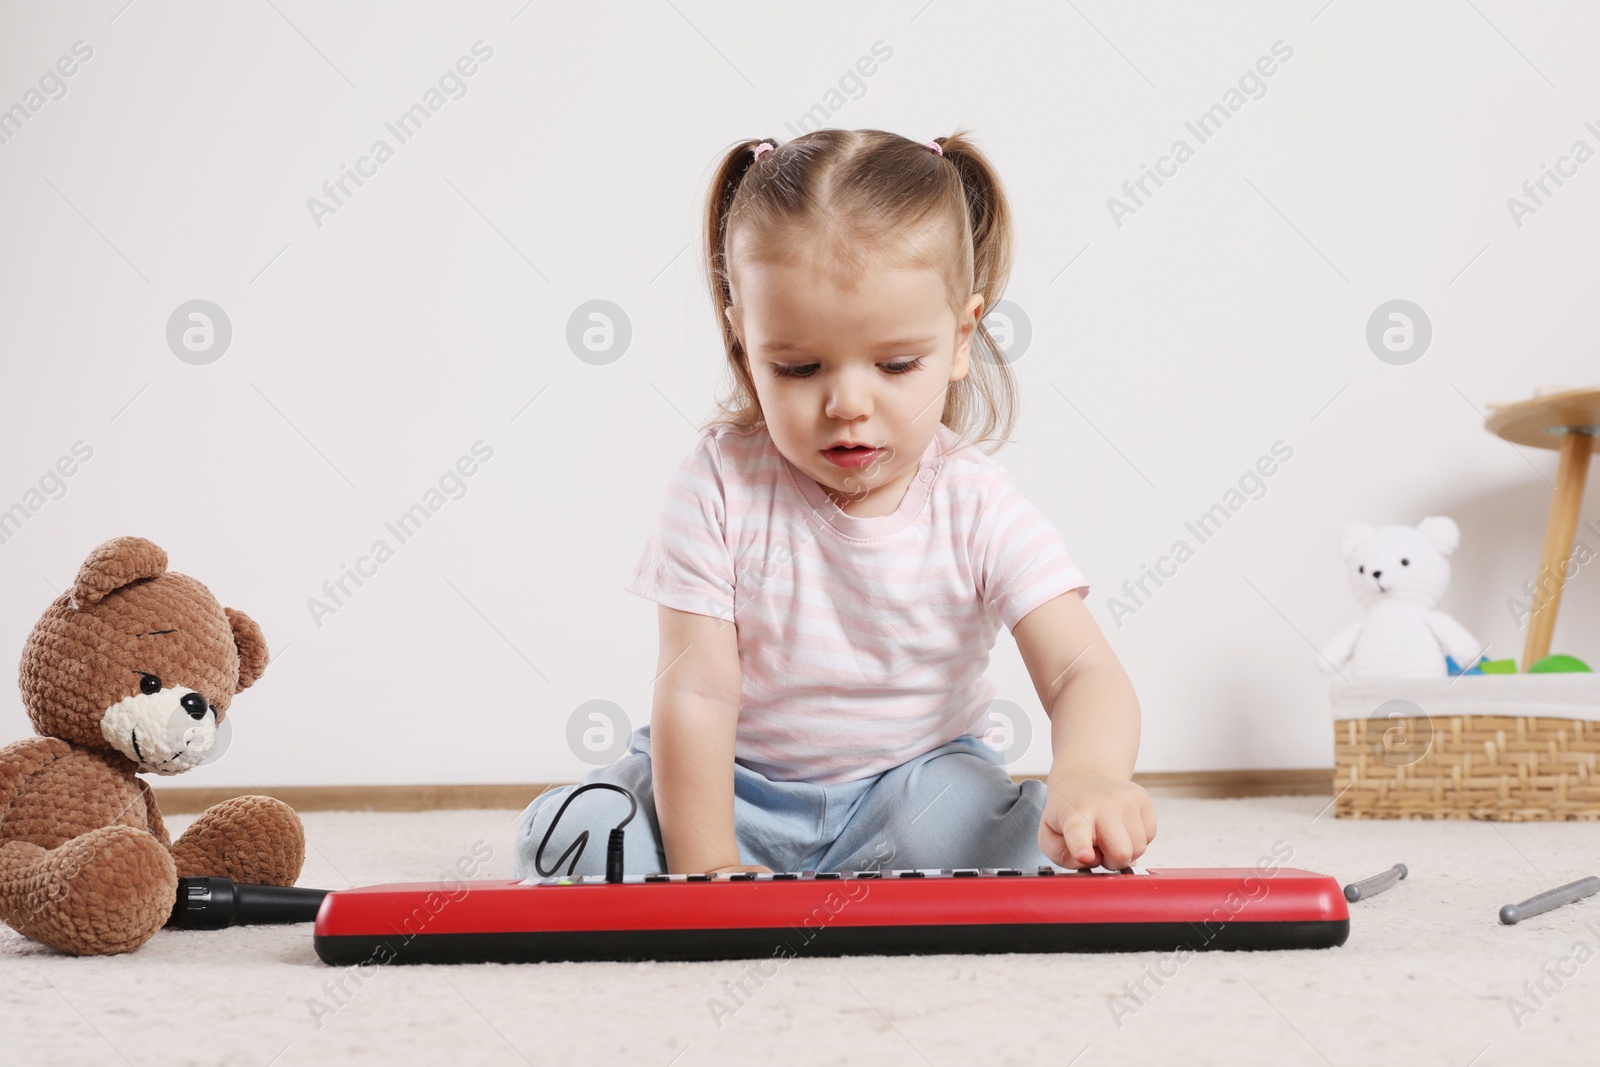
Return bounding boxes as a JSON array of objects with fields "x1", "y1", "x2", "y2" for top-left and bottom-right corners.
[{"x1": 316, "y1": 918, "x2": 1350, "y2": 966}]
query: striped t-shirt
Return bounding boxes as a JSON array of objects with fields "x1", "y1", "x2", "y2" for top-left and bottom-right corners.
[{"x1": 623, "y1": 420, "x2": 1090, "y2": 785}]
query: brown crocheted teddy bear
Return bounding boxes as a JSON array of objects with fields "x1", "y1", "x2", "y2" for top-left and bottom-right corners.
[{"x1": 0, "y1": 536, "x2": 305, "y2": 955}]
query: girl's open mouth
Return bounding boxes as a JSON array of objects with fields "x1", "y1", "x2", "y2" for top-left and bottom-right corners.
[{"x1": 822, "y1": 445, "x2": 882, "y2": 468}]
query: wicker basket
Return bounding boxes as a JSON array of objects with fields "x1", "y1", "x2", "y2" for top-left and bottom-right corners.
[{"x1": 1330, "y1": 674, "x2": 1600, "y2": 820}]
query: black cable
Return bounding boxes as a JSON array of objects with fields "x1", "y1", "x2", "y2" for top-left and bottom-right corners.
[{"x1": 533, "y1": 782, "x2": 637, "y2": 882}]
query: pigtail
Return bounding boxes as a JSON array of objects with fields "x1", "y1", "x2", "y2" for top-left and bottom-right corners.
[
  {"x1": 935, "y1": 130, "x2": 1013, "y2": 311},
  {"x1": 933, "y1": 128, "x2": 1018, "y2": 451},
  {"x1": 704, "y1": 139, "x2": 775, "y2": 370}
]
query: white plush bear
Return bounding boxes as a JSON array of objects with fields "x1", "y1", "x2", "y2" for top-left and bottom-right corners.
[{"x1": 1317, "y1": 516, "x2": 1482, "y2": 679}]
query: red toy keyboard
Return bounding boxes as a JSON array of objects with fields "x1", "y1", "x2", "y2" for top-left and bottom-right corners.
[{"x1": 313, "y1": 865, "x2": 1350, "y2": 965}]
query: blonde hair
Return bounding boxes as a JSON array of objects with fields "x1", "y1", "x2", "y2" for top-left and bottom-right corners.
[{"x1": 701, "y1": 128, "x2": 1019, "y2": 455}]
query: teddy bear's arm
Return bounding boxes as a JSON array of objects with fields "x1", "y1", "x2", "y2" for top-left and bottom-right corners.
[
  {"x1": 1316, "y1": 620, "x2": 1363, "y2": 674},
  {"x1": 135, "y1": 777, "x2": 170, "y2": 847},
  {"x1": 1424, "y1": 611, "x2": 1483, "y2": 664},
  {"x1": 0, "y1": 737, "x2": 72, "y2": 824}
]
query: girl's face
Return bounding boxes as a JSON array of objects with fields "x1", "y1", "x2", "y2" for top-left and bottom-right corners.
[{"x1": 725, "y1": 241, "x2": 983, "y2": 517}]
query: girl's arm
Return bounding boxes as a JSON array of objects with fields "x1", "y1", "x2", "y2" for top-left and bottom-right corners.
[
  {"x1": 1011, "y1": 590, "x2": 1156, "y2": 868},
  {"x1": 650, "y1": 604, "x2": 757, "y2": 873}
]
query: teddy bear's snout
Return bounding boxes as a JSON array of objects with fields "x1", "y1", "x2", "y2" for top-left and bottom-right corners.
[{"x1": 99, "y1": 685, "x2": 219, "y2": 775}]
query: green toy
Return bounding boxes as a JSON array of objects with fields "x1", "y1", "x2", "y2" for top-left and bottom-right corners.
[
  {"x1": 1465, "y1": 655, "x2": 1590, "y2": 674},
  {"x1": 1528, "y1": 654, "x2": 1592, "y2": 673}
]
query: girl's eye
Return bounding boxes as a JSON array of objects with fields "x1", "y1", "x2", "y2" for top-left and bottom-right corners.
[
  {"x1": 769, "y1": 357, "x2": 925, "y2": 379},
  {"x1": 138, "y1": 672, "x2": 162, "y2": 695}
]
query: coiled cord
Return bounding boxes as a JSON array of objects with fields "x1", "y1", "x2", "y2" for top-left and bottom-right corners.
[{"x1": 533, "y1": 782, "x2": 637, "y2": 883}]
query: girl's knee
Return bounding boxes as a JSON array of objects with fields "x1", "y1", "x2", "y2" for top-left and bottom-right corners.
[{"x1": 903, "y1": 747, "x2": 1017, "y2": 812}]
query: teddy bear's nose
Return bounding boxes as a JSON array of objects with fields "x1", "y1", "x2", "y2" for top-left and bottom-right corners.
[
  {"x1": 1371, "y1": 570, "x2": 1383, "y2": 580},
  {"x1": 181, "y1": 692, "x2": 210, "y2": 720}
]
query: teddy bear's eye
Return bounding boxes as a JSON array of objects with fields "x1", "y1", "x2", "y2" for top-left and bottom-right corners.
[
  {"x1": 1400, "y1": 558, "x2": 1409, "y2": 566},
  {"x1": 1358, "y1": 565, "x2": 1365, "y2": 575},
  {"x1": 138, "y1": 672, "x2": 162, "y2": 695}
]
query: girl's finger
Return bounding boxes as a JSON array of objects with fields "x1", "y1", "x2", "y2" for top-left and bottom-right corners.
[
  {"x1": 1137, "y1": 790, "x2": 1158, "y2": 843},
  {"x1": 1095, "y1": 817, "x2": 1136, "y2": 869},
  {"x1": 1063, "y1": 816, "x2": 1099, "y2": 867},
  {"x1": 1038, "y1": 824, "x2": 1067, "y2": 866}
]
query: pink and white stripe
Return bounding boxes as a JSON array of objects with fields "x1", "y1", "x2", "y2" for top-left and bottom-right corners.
[{"x1": 625, "y1": 420, "x2": 1089, "y2": 785}]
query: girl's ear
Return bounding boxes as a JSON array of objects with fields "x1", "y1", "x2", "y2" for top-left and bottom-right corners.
[
  {"x1": 950, "y1": 336, "x2": 972, "y2": 383},
  {"x1": 953, "y1": 293, "x2": 984, "y2": 378},
  {"x1": 725, "y1": 304, "x2": 751, "y2": 361}
]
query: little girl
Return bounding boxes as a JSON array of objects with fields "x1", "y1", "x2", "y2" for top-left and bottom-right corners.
[{"x1": 514, "y1": 128, "x2": 1155, "y2": 878}]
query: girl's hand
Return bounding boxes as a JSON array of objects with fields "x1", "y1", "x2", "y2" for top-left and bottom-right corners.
[
  {"x1": 1038, "y1": 775, "x2": 1156, "y2": 869},
  {"x1": 706, "y1": 863, "x2": 773, "y2": 875}
]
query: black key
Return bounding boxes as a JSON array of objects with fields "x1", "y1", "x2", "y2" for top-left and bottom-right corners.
[
  {"x1": 952, "y1": 869, "x2": 980, "y2": 878},
  {"x1": 773, "y1": 873, "x2": 799, "y2": 880},
  {"x1": 897, "y1": 870, "x2": 925, "y2": 878},
  {"x1": 815, "y1": 872, "x2": 842, "y2": 880},
  {"x1": 1036, "y1": 866, "x2": 1057, "y2": 876},
  {"x1": 687, "y1": 873, "x2": 709, "y2": 881},
  {"x1": 856, "y1": 871, "x2": 881, "y2": 879},
  {"x1": 644, "y1": 874, "x2": 670, "y2": 883}
]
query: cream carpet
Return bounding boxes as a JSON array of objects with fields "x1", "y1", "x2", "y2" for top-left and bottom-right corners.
[{"x1": 4, "y1": 796, "x2": 1599, "y2": 1066}]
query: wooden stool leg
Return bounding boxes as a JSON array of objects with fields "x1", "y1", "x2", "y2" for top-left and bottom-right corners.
[{"x1": 1522, "y1": 432, "x2": 1595, "y2": 670}]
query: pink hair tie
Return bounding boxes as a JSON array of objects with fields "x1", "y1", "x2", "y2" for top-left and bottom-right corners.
[
  {"x1": 926, "y1": 140, "x2": 943, "y2": 157},
  {"x1": 751, "y1": 141, "x2": 774, "y2": 161}
]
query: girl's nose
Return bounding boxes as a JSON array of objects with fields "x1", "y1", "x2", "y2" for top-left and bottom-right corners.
[{"x1": 824, "y1": 368, "x2": 874, "y2": 421}]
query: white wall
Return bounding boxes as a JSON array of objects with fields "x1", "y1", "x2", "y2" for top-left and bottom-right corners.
[{"x1": 2, "y1": 1, "x2": 1596, "y2": 788}]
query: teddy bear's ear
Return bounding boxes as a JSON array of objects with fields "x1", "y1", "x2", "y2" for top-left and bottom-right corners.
[
  {"x1": 226, "y1": 607, "x2": 269, "y2": 692},
  {"x1": 70, "y1": 536, "x2": 168, "y2": 610},
  {"x1": 1339, "y1": 522, "x2": 1373, "y2": 560},
  {"x1": 1417, "y1": 516, "x2": 1460, "y2": 557}
]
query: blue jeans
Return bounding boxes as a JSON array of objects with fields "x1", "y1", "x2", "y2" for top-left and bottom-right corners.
[{"x1": 512, "y1": 725, "x2": 1064, "y2": 878}]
